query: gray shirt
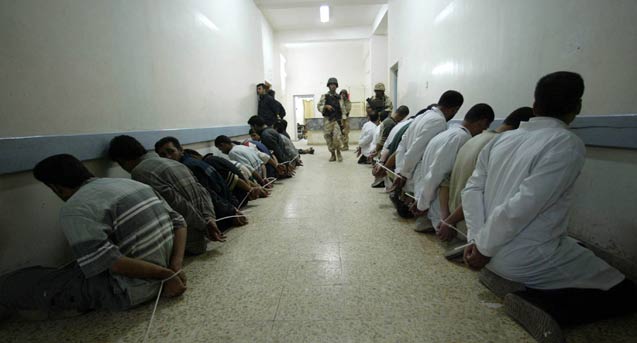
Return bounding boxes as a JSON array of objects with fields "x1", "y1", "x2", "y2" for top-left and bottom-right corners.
[
  {"x1": 132, "y1": 152, "x2": 215, "y2": 233},
  {"x1": 60, "y1": 178, "x2": 185, "y2": 305}
]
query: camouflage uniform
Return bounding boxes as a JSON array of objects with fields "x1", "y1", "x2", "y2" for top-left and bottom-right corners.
[
  {"x1": 366, "y1": 83, "x2": 393, "y2": 121},
  {"x1": 339, "y1": 90, "x2": 352, "y2": 150},
  {"x1": 317, "y1": 77, "x2": 345, "y2": 161}
]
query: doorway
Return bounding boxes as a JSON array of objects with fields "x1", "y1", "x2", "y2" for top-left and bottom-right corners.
[
  {"x1": 293, "y1": 94, "x2": 314, "y2": 141},
  {"x1": 390, "y1": 62, "x2": 399, "y2": 111}
]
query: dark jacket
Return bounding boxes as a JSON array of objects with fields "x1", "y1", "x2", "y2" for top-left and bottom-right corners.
[
  {"x1": 180, "y1": 153, "x2": 236, "y2": 226},
  {"x1": 258, "y1": 94, "x2": 286, "y2": 126},
  {"x1": 258, "y1": 127, "x2": 291, "y2": 162}
]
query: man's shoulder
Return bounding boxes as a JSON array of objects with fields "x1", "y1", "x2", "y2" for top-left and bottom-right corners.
[
  {"x1": 62, "y1": 178, "x2": 150, "y2": 215},
  {"x1": 261, "y1": 94, "x2": 275, "y2": 101},
  {"x1": 414, "y1": 111, "x2": 444, "y2": 129},
  {"x1": 138, "y1": 155, "x2": 190, "y2": 177}
]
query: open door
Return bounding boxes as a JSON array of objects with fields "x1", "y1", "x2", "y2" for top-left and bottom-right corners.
[{"x1": 293, "y1": 94, "x2": 314, "y2": 140}]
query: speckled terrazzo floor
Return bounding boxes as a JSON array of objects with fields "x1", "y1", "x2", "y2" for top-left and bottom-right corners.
[{"x1": 1, "y1": 145, "x2": 636, "y2": 343}]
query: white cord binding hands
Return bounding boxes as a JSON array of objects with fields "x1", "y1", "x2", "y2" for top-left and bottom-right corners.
[
  {"x1": 403, "y1": 193, "x2": 468, "y2": 240},
  {"x1": 141, "y1": 269, "x2": 183, "y2": 343}
]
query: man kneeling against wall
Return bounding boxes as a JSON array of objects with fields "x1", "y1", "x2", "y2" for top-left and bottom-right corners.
[
  {"x1": 462, "y1": 71, "x2": 637, "y2": 342},
  {"x1": 247, "y1": 116, "x2": 296, "y2": 176},
  {"x1": 0, "y1": 155, "x2": 187, "y2": 321},
  {"x1": 154, "y1": 136, "x2": 250, "y2": 229},
  {"x1": 109, "y1": 135, "x2": 226, "y2": 256}
]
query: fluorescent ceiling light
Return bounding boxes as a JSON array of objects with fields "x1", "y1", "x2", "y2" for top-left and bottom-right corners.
[{"x1": 320, "y1": 5, "x2": 330, "y2": 23}]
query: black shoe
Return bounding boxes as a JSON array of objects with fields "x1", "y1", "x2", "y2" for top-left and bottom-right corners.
[
  {"x1": 479, "y1": 268, "x2": 526, "y2": 298},
  {"x1": 504, "y1": 293, "x2": 565, "y2": 343},
  {"x1": 357, "y1": 155, "x2": 367, "y2": 164},
  {"x1": 371, "y1": 179, "x2": 385, "y2": 188}
]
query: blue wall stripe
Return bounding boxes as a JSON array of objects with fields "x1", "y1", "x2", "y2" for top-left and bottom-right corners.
[
  {"x1": 2, "y1": 114, "x2": 637, "y2": 175},
  {"x1": 476, "y1": 114, "x2": 637, "y2": 150},
  {"x1": 0, "y1": 125, "x2": 250, "y2": 175}
]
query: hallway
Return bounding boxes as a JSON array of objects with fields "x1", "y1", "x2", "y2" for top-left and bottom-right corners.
[{"x1": 0, "y1": 147, "x2": 633, "y2": 342}]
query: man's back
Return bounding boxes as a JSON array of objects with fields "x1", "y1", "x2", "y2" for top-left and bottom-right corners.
[
  {"x1": 61, "y1": 178, "x2": 181, "y2": 305},
  {"x1": 478, "y1": 118, "x2": 583, "y2": 243},
  {"x1": 359, "y1": 121, "x2": 377, "y2": 155},
  {"x1": 258, "y1": 94, "x2": 279, "y2": 126},
  {"x1": 131, "y1": 152, "x2": 215, "y2": 233},
  {"x1": 377, "y1": 117, "x2": 397, "y2": 148},
  {"x1": 230, "y1": 144, "x2": 262, "y2": 171},
  {"x1": 383, "y1": 118, "x2": 412, "y2": 154},
  {"x1": 259, "y1": 127, "x2": 290, "y2": 162},
  {"x1": 464, "y1": 117, "x2": 624, "y2": 289},
  {"x1": 448, "y1": 130, "x2": 499, "y2": 212},
  {"x1": 395, "y1": 107, "x2": 447, "y2": 179},
  {"x1": 415, "y1": 125, "x2": 471, "y2": 211},
  {"x1": 279, "y1": 133, "x2": 299, "y2": 159}
]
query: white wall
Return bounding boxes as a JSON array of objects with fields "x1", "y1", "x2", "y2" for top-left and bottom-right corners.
[
  {"x1": 261, "y1": 15, "x2": 275, "y2": 84},
  {"x1": 387, "y1": 0, "x2": 637, "y2": 276},
  {"x1": 0, "y1": 0, "x2": 271, "y2": 137},
  {"x1": 0, "y1": 0, "x2": 275, "y2": 273},
  {"x1": 569, "y1": 147, "x2": 637, "y2": 278},
  {"x1": 283, "y1": 40, "x2": 367, "y2": 131},
  {"x1": 388, "y1": 0, "x2": 637, "y2": 116},
  {"x1": 369, "y1": 35, "x2": 389, "y2": 95}
]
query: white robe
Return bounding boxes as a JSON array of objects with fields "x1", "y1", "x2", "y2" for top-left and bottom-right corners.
[
  {"x1": 371, "y1": 125, "x2": 381, "y2": 151},
  {"x1": 395, "y1": 107, "x2": 447, "y2": 180},
  {"x1": 358, "y1": 121, "x2": 378, "y2": 157},
  {"x1": 462, "y1": 117, "x2": 624, "y2": 290},
  {"x1": 414, "y1": 125, "x2": 471, "y2": 227}
]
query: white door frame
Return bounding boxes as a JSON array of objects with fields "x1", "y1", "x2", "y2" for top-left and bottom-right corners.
[{"x1": 292, "y1": 94, "x2": 315, "y2": 141}]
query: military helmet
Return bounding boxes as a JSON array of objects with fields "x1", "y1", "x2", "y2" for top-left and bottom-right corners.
[
  {"x1": 374, "y1": 83, "x2": 386, "y2": 91},
  {"x1": 326, "y1": 77, "x2": 338, "y2": 87}
]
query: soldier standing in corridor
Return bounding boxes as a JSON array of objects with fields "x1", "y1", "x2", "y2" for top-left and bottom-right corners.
[
  {"x1": 317, "y1": 77, "x2": 345, "y2": 162},
  {"x1": 339, "y1": 89, "x2": 352, "y2": 151},
  {"x1": 366, "y1": 82, "x2": 393, "y2": 121}
]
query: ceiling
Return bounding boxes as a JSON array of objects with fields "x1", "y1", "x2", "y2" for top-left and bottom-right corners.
[{"x1": 255, "y1": 0, "x2": 387, "y2": 32}]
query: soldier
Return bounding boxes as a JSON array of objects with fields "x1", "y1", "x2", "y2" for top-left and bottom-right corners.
[
  {"x1": 317, "y1": 77, "x2": 345, "y2": 162},
  {"x1": 339, "y1": 89, "x2": 352, "y2": 151},
  {"x1": 366, "y1": 83, "x2": 393, "y2": 121}
]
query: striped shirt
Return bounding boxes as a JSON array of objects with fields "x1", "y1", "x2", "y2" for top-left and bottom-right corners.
[
  {"x1": 60, "y1": 178, "x2": 185, "y2": 305},
  {"x1": 228, "y1": 144, "x2": 264, "y2": 171},
  {"x1": 132, "y1": 152, "x2": 215, "y2": 233}
]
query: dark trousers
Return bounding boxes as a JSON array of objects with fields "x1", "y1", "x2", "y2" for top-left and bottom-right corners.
[
  {"x1": 0, "y1": 264, "x2": 130, "y2": 317},
  {"x1": 266, "y1": 164, "x2": 277, "y2": 178},
  {"x1": 517, "y1": 279, "x2": 637, "y2": 326}
]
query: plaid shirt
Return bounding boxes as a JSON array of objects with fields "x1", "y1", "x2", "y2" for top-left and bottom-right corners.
[
  {"x1": 60, "y1": 178, "x2": 185, "y2": 305},
  {"x1": 132, "y1": 152, "x2": 215, "y2": 233}
]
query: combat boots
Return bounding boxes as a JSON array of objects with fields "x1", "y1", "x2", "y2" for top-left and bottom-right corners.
[
  {"x1": 336, "y1": 150, "x2": 343, "y2": 162},
  {"x1": 329, "y1": 152, "x2": 336, "y2": 162}
]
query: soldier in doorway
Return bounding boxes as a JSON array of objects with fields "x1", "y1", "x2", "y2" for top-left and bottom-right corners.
[
  {"x1": 339, "y1": 89, "x2": 352, "y2": 151},
  {"x1": 317, "y1": 77, "x2": 345, "y2": 162},
  {"x1": 366, "y1": 82, "x2": 393, "y2": 121}
]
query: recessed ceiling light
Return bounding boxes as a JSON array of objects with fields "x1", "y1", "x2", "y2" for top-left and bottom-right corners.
[{"x1": 320, "y1": 5, "x2": 330, "y2": 23}]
